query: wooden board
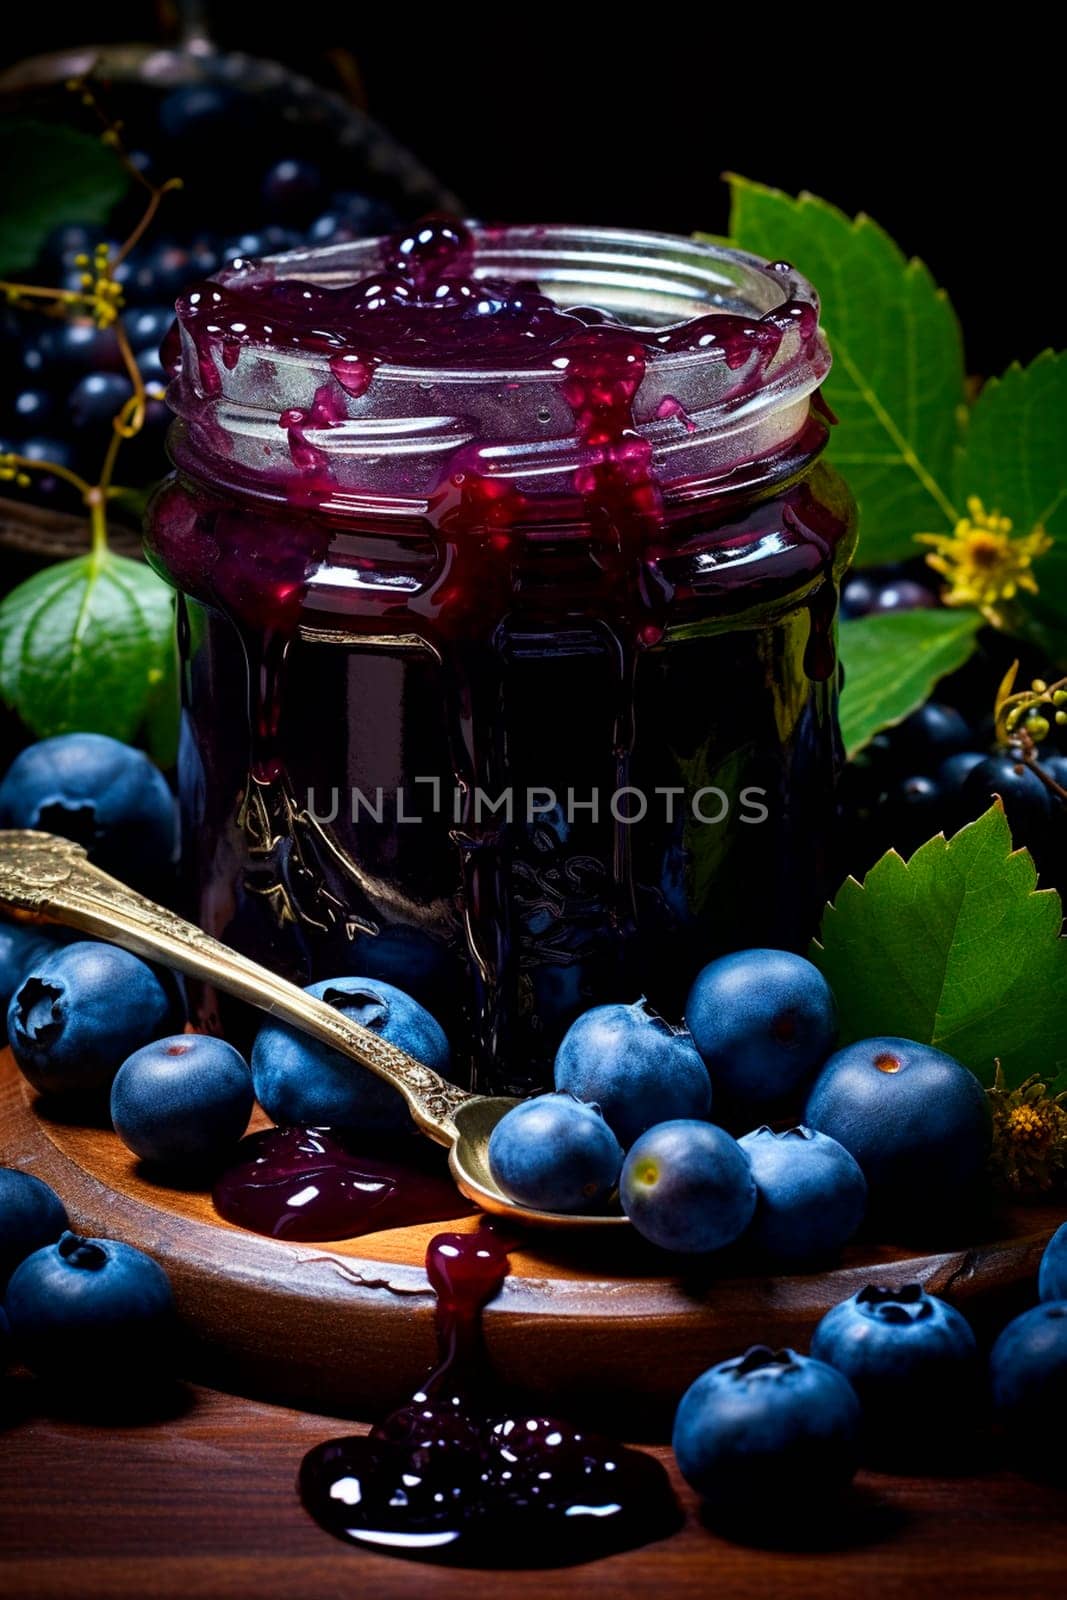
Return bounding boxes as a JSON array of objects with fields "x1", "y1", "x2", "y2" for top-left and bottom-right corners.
[
  {"x1": 6, "y1": 1380, "x2": 1067, "y2": 1600},
  {"x1": 2, "y1": 1051, "x2": 1061, "y2": 1435}
]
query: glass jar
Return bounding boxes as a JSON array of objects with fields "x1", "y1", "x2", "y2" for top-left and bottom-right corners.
[{"x1": 146, "y1": 225, "x2": 856, "y2": 1094}]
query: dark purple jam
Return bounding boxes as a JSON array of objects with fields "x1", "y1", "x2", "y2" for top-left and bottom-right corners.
[
  {"x1": 212, "y1": 1125, "x2": 472, "y2": 1241},
  {"x1": 148, "y1": 220, "x2": 856, "y2": 1092},
  {"x1": 298, "y1": 1228, "x2": 681, "y2": 1565},
  {"x1": 175, "y1": 217, "x2": 816, "y2": 379}
]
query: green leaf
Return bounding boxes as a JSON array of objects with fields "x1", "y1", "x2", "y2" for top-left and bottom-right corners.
[
  {"x1": 0, "y1": 120, "x2": 128, "y2": 277},
  {"x1": 812, "y1": 803, "x2": 1067, "y2": 1088},
  {"x1": 838, "y1": 610, "x2": 983, "y2": 757},
  {"x1": 956, "y1": 350, "x2": 1067, "y2": 664},
  {"x1": 726, "y1": 176, "x2": 965, "y2": 565},
  {"x1": 0, "y1": 550, "x2": 176, "y2": 744}
]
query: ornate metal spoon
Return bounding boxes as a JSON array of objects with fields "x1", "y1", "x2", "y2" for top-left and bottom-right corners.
[{"x1": 0, "y1": 830, "x2": 626, "y2": 1230}]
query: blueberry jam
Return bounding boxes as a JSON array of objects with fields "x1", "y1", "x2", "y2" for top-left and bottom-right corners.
[
  {"x1": 175, "y1": 219, "x2": 816, "y2": 379},
  {"x1": 212, "y1": 1125, "x2": 472, "y2": 1241},
  {"x1": 298, "y1": 1228, "x2": 681, "y2": 1565},
  {"x1": 147, "y1": 221, "x2": 856, "y2": 1092}
]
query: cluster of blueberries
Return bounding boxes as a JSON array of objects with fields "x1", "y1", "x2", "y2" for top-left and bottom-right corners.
[
  {"x1": 1, "y1": 727, "x2": 1066, "y2": 1523},
  {"x1": 488, "y1": 949, "x2": 990, "y2": 1260},
  {"x1": 674, "y1": 1222, "x2": 1067, "y2": 1522},
  {"x1": 0, "y1": 729, "x2": 1007, "y2": 1272},
  {"x1": 843, "y1": 698, "x2": 1067, "y2": 871},
  {"x1": 3, "y1": 78, "x2": 401, "y2": 504}
]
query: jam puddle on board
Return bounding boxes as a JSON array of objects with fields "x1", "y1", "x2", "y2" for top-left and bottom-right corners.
[
  {"x1": 212, "y1": 1125, "x2": 473, "y2": 1241},
  {"x1": 298, "y1": 1228, "x2": 682, "y2": 1565}
]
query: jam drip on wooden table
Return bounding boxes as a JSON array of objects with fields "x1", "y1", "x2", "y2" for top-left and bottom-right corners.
[{"x1": 298, "y1": 1228, "x2": 682, "y2": 1564}]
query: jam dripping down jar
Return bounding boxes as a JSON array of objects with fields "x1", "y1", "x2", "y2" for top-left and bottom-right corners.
[{"x1": 146, "y1": 223, "x2": 857, "y2": 1094}]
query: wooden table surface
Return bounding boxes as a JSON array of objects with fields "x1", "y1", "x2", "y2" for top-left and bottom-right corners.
[{"x1": 1, "y1": 1376, "x2": 1064, "y2": 1600}]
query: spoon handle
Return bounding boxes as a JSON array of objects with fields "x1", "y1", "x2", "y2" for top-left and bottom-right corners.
[{"x1": 0, "y1": 830, "x2": 475, "y2": 1145}]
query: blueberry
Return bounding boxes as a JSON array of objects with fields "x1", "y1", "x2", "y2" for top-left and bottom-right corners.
[
  {"x1": 8, "y1": 942, "x2": 180, "y2": 1098},
  {"x1": 19, "y1": 338, "x2": 48, "y2": 382},
  {"x1": 136, "y1": 344, "x2": 168, "y2": 387},
  {"x1": 684, "y1": 949, "x2": 837, "y2": 1111},
  {"x1": 7, "y1": 436, "x2": 80, "y2": 504},
  {"x1": 840, "y1": 573, "x2": 877, "y2": 619},
  {"x1": 1039, "y1": 1222, "x2": 1067, "y2": 1302},
  {"x1": 939, "y1": 750, "x2": 986, "y2": 792},
  {"x1": 738, "y1": 1126, "x2": 867, "y2": 1264},
  {"x1": 883, "y1": 774, "x2": 945, "y2": 848},
  {"x1": 12, "y1": 388, "x2": 55, "y2": 429},
  {"x1": 553, "y1": 999, "x2": 710, "y2": 1148},
  {"x1": 961, "y1": 753, "x2": 1053, "y2": 842},
  {"x1": 260, "y1": 158, "x2": 325, "y2": 222},
  {"x1": 111, "y1": 1034, "x2": 253, "y2": 1167},
  {"x1": 870, "y1": 578, "x2": 936, "y2": 614},
  {"x1": 811, "y1": 1284, "x2": 980, "y2": 1464},
  {"x1": 38, "y1": 319, "x2": 121, "y2": 376},
  {"x1": 1041, "y1": 753, "x2": 1067, "y2": 789},
  {"x1": 158, "y1": 83, "x2": 238, "y2": 143},
  {"x1": 488, "y1": 1093, "x2": 622, "y2": 1213},
  {"x1": 620, "y1": 1119, "x2": 756, "y2": 1253},
  {"x1": 0, "y1": 733, "x2": 177, "y2": 885},
  {"x1": 672, "y1": 1346, "x2": 860, "y2": 1525},
  {"x1": 892, "y1": 702, "x2": 971, "y2": 767},
  {"x1": 0, "y1": 920, "x2": 60, "y2": 1045},
  {"x1": 130, "y1": 242, "x2": 207, "y2": 303},
  {"x1": 805, "y1": 1037, "x2": 991, "y2": 1216},
  {"x1": 330, "y1": 192, "x2": 398, "y2": 235},
  {"x1": 220, "y1": 231, "x2": 266, "y2": 266},
  {"x1": 36, "y1": 222, "x2": 98, "y2": 270},
  {"x1": 0, "y1": 1167, "x2": 68, "y2": 1287},
  {"x1": 307, "y1": 211, "x2": 354, "y2": 245},
  {"x1": 990, "y1": 1302, "x2": 1067, "y2": 1474},
  {"x1": 5, "y1": 1231, "x2": 174, "y2": 1377},
  {"x1": 69, "y1": 371, "x2": 134, "y2": 433},
  {"x1": 251, "y1": 975, "x2": 450, "y2": 1133},
  {"x1": 123, "y1": 306, "x2": 176, "y2": 354}
]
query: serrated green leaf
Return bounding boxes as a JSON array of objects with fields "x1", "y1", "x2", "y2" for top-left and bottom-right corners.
[
  {"x1": 812, "y1": 803, "x2": 1067, "y2": 1088},
  {"x1": 727, "y1": 176, "x2": 965, "y2": 565},
  {"x1": 0, "y1": 120, "x2": 128, "y2": 277},
  {"x1": 0, "y1": 550, "x2": 176, "y2": 743},
  {"x1": 839, "y1": 609, "x2": 983, "y2": 757},
  {"x1": 955, "y1": 350, "x2": 1067, "y2": 665}
]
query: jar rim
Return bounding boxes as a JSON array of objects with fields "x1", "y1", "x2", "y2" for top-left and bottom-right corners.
[
  {"x1": 169, "y1": 224, "x2": 831, "y2": 509},
  {"x1": 217, "y1": 223, "x2": 820, "y2": 381}
]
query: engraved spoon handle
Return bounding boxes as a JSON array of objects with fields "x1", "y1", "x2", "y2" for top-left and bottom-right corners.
[{"x1": 0, "y1": 831, "x2": 476, "y2": 1144}]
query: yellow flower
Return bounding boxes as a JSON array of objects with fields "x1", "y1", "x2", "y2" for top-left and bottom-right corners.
[
  {"x1": 988, "y1": 1065, "x2": 1067, "y2": 1194},
  {"x1": 916, "y1": 497, "x2": 1052, "y2": 623}
]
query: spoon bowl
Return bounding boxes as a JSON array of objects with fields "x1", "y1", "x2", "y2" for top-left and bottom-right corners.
[{"x1": 0, "y1": 830, "x2": 628, "y2": 1230}]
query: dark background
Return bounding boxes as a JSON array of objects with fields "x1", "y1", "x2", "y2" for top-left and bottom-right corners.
[{"x1": 3, "y1": 9, "x2": 1061, "y2": 376}]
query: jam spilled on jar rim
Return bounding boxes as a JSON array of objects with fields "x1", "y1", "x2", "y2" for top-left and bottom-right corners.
[
  {"x1": 174, "y1": 216, "x2": 818, "y2": 383},
  {"x1": 298, "y1": 1226, "x2": 681, "y2": 1565},
  {"x1": 149, "y1": 220, "x2": 856, "y2": 1094}
]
